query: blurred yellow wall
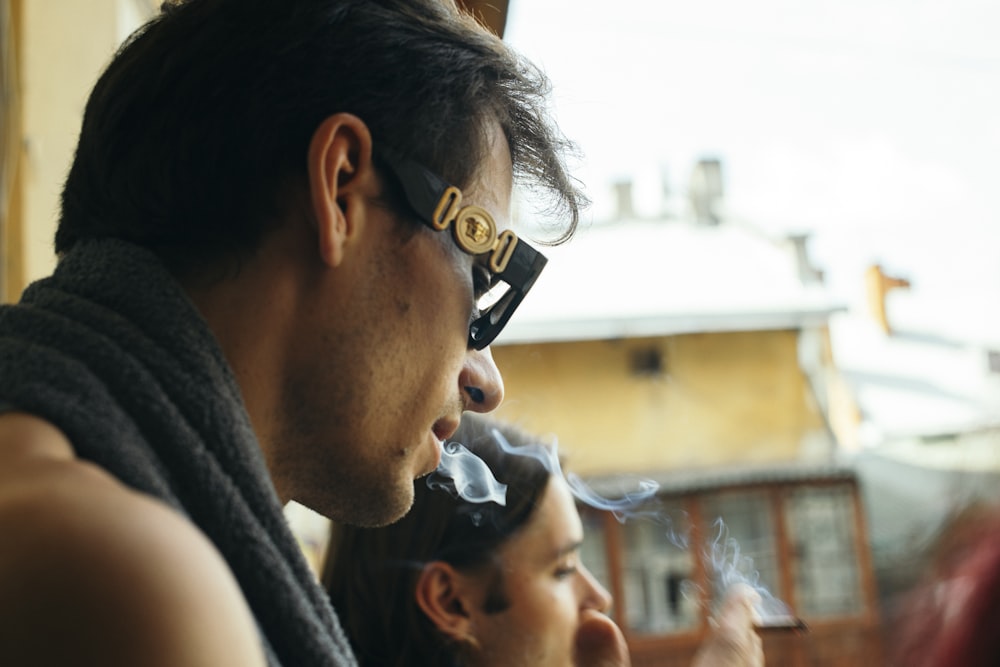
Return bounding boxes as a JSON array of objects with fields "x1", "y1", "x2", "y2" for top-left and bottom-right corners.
[
  {"x1": 4, "y1": 0, "x2": 147, "y2": 300},
  {"x1": 493, "y1": 329, "x2": 830, "y2": 475}
]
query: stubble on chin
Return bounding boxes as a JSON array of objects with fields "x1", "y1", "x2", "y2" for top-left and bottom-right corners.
[{"x1": 291, "y1": 454, "x2": 416, "y2": 528}]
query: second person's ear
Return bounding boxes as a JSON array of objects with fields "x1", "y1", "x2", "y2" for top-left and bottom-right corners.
[{"x1": 414, "y1": 560, "x2": 479, "y2": 643}]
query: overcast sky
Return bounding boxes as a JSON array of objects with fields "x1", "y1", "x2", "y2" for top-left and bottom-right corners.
[{"x1": 505, "y1": 0, "x2": 1000, "y2": 341}]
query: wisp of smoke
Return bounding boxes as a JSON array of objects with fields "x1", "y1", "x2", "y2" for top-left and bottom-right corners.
[
  {"x1": 428, "y1": 428, "x2": 795, "y2": 623},
  {"x1": 705, "y1": 517, "x2": 794, "y2": 621},
  {"x1": 427, "y1": 441, "x2": 508, "y2": 506}
]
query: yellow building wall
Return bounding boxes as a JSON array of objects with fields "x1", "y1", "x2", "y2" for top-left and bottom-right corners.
[
  {"x1": 6, "y1": 0, "x2": 148, "y2": 300},
  {"x1": 492, "y1": 329, "x2": 830, "y2": 475}
]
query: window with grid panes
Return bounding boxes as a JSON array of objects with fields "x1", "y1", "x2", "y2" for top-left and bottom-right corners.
[
  {"x1": 700, "y1": 491, "x2": 781, "y2": 613},
  {"x1": 620, "y1": 511, "x2": 699, "y2": 634},
  {"x1": 785, "y1": 484, "x2": 863, "y2": 616}
]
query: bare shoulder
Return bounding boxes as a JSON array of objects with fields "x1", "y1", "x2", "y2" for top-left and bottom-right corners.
[{"x1": 0, "y1": 412, "x2": 266, "y2": 667}]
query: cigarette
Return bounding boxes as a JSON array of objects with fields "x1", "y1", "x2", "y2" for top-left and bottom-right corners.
[{"x1": 754, "y1": 615, "x2": 809, "y2": 634}]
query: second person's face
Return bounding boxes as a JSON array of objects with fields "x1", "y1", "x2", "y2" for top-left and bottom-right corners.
[{"x1": 465, "y1": 477, "x2": 614, "y2": 667}]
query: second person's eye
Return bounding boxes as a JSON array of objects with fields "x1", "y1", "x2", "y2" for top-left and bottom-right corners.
[{"x1": 555, "y1": 563, "x2": 579, "y2": 579}]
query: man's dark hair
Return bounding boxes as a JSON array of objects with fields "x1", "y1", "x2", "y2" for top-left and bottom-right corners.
[{"x1": 57, "y1": 0, "x2": 586, "y2": 270}]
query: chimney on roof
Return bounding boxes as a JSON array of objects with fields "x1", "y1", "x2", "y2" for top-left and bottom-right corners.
[
  {"x1": 866, "y1": 264, "x2": 910, "y2": 335},
  {"x1": 612, "y1": 180, "x2": 635, "y2": 221},
  {"x1": 786, "y1": 234, "x2": 825, "y2": 285},
  {"x1": 688, "y1": 158, "x2": 724, "y2": 225}
]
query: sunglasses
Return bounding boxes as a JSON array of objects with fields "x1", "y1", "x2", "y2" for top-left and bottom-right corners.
[{"x1": 376, "y1": 147, "x2": 548, "y2": 350}]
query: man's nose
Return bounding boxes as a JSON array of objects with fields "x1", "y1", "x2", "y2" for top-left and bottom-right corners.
[{"x1": 459, "y1": 346, "x2": 504, "y2": 412}]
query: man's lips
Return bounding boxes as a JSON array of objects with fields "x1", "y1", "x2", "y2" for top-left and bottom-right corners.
[
  {"x1": 417, "y1": 416, "x2": 459, "y2": 475},
  {"x1": 432, "y1": 416, "x2": 460, "y2": 444}
]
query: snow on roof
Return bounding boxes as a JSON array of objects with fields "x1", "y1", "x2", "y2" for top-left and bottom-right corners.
[
  {"x1": 498, "y1": 219, "x2": 843, "y2": 345},
  {"x1": 830, "y1": 313, "x2": 1000, "y2": 442}
]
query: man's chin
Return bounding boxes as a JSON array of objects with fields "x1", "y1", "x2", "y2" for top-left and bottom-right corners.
[
  {"x1": 359, "y1": 493, "x2": 414, "y2": 528},
  {"x1": 320, "y1": 482, "x2": 414, "y2": 529}
]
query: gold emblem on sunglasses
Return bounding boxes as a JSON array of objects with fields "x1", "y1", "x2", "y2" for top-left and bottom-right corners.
[
  {"x1": 432, "y1": 186, "x2": 518, "y2": 272},
  {"x1": 455, "y1": 207, "x2": 496, "y2": 254}
]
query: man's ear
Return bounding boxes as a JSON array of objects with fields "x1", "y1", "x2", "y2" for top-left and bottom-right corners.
[
  {"x1": 306, "y1": 113, "x2": 374, "y2": 267},
  {"x1": 415, "y1": 561, "x2": 477, "y2": 642}
]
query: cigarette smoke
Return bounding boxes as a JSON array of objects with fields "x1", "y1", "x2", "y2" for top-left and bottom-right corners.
[
  {"x1": 428, "y1": 440, "x2": 508, "y2": 506},
  {"x1": 427, "y1": 427, "x2": 794, "y2": 622}
]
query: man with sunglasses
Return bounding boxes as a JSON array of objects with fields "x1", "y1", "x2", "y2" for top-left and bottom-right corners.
[{"x1": 0, "y1": 1, "x2": 588, "y2": 666}]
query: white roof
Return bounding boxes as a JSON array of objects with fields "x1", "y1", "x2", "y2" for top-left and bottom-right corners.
[
  {"x1": 498, "y1": 219, "x2": 843, "y2": 345},
  {"x1": 831, "y1": 313, "x2": 1000, "y2": 444}
]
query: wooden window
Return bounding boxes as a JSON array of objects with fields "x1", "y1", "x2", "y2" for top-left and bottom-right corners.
[
  {"x1": 621, "y1": 516, "x2": 699, "y2": 635},
  {"x1": 580, "y1": 476, "x2": 882, "y2": 665},
  {"x1": 580, "y1": 479, "x2": 871, "y2": 630},
  {"x1": 701, "y1": 490, "x2": 782, "y2": 613},
  {"x1": 785, "y1": 485, "x2": 863, "y2": 616}
]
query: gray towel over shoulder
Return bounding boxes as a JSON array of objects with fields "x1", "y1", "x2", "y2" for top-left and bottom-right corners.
[{"x1": 0, "y1": 239, "x2": 358, "y2": 667}]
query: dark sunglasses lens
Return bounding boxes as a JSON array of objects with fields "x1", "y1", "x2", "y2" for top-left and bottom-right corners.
[
  {"x1": 486, "y1": 287, "x2": 519, "y2": 326},
  {"x1": 469, "y1": 288, "x2": 524, "y2": 349},
  {"x1": 467, "y1": 241, "x2": 548, "y2": 349},
  {"x1": 475, "y1": 279, "x2": 509, "y2": 316}
]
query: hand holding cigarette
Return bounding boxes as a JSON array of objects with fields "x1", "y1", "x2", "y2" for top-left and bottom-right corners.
[
  {"x1": 690, "y1": 583, "x2": 765, "y2": 667},
  {"x1": 574, "y1": 608, "x2": 632, "y2": 667}
]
